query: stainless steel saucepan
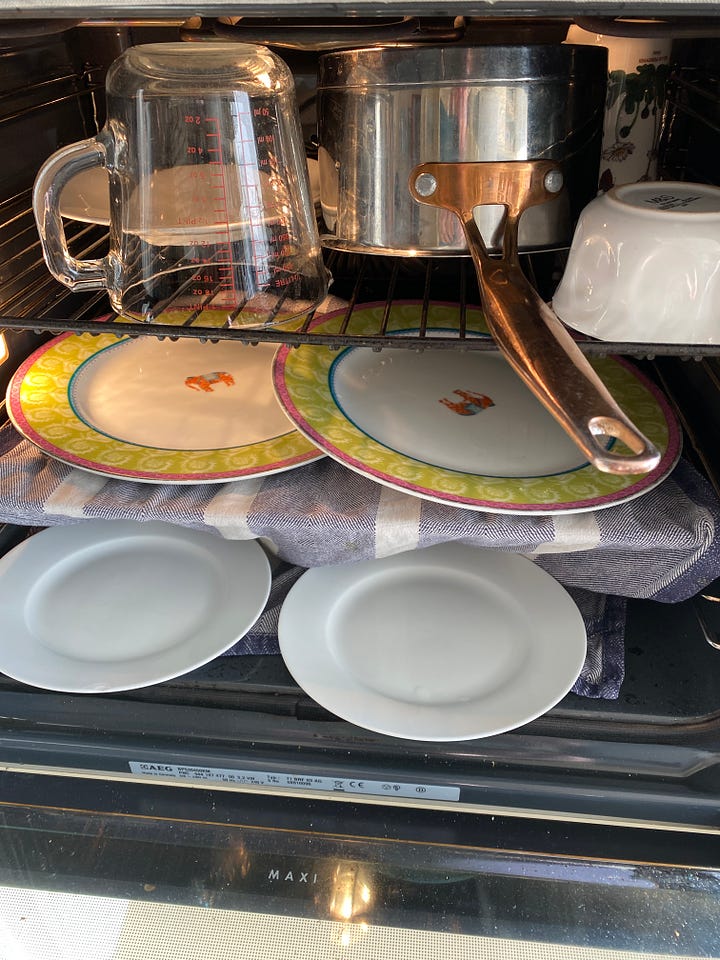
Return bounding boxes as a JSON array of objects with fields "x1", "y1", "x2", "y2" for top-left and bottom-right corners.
[
  {"x1": 317, "y1": 44, "x2": 607, "y2": 256},
  {"x1": 317, "y1": 43, "x2": 661, "y2": 475}
]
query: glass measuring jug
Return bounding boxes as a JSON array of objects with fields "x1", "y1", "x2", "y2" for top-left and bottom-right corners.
[{"x1": 33, "y1": 43, "x2": 328, "y2": 327}]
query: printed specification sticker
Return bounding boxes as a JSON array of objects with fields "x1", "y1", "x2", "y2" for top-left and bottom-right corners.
[{"x1": 128, "y1": 762, "x2": 460, "y2": 801}]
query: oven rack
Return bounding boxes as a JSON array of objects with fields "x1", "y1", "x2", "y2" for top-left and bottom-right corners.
[
  {"x1": 659, "y1": 59, "x2": 720, "y2": 185},
  {"x1": 0, "y1": 64, "x2": 104, "y2": 128},
  {"x1": 1, "y1": 42, "x2": 717, "y2": 358},
  {"x1": 2, "y1": 240, "x2": 719, "y2": 359}
]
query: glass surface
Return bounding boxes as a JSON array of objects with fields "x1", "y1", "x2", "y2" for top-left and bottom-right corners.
[
  {"x1": 0, "y1": 801, "x2": 719, "y2": 956},
  {"x1": 0, "y1": 889, "x2": 715, "y2": 960},
  {"x1": 33, "y1": 42, "x2": 327, "y2": 327}
]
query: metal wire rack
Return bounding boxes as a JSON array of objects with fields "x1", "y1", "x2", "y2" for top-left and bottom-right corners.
[
  {"x1": 659, "y1": 59, "x2": 720, "y2": 185},
  {"x1": 3, "y1": 241, "x2": 720, "y2": 358},
  {"x1": 1, "y1": 48, "x2": 719, "y2": 359}
]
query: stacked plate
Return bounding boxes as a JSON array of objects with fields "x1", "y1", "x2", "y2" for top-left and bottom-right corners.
[
  {"x1": 277, "y1": 543, "x2": 588, "y2": 741},
  {"x1": 271, "y1": 301, "x2": 681, "y2": 514},
  {"x1": 7, "y1": 333, "x2": 323, "y2": 483},
  {"x1": 7, "y1": 301, "x2": 680, "y2": 507},
  {"x1": 0, "y1": 520, "x2": 271, "y2": 694},
  {"x1": 3, "y1": 285, "x2": 682, "y2": 734},
  {"x1": 0, "y1": 521, "x2": 587, "y2": 742}
]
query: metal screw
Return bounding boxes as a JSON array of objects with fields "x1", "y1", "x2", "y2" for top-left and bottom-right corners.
[
  {"x1": 414, "y1": 173, "x2": 438, "y2": 197},
  {"x1": 544, "y1": 169, "x2": 564, "y2": 194}
]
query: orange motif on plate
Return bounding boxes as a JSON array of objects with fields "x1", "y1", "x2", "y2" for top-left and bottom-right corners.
[
  {"x1": 439, "y1": 389, "x2": 495, "y2": 416},
  {"x1": 185, "y1": 371, "x2": 235, "y2": 393}
]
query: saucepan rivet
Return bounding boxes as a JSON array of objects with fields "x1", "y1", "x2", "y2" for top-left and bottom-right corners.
[
  {"x1": 543, "y1": 170, "x2": 564, "y2": 194},
  {"x1": 414, "y1": 173, "x2": 438, "y2": 197}
]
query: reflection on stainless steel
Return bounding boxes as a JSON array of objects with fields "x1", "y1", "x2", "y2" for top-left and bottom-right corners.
[
  {"x1": 211, "y1": 16, "x2": 465, "y2": 50},
  {"x1": 317, "y1": 43, "x2": 606, "y2": 256},
  {"x1": 408, "y1": 159, "x2": 662, "y2": 475},
  {"x1": 80, "y1": 17, "x2": 200, "y2": 26}
]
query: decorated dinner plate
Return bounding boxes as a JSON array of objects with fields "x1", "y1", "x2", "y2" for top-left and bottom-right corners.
[
  {"x1": 7, "y1": 332, "x2": 323, "y2": 483},
  {"x1": 273, "y1": 301, "x2": 682, "y2": 514},
  {"x1": 278, "y1": 543, "x2": 587, "y2": 741},
  {"x1": 0, "y1": 520, "x2": 271, "y2": 693}
]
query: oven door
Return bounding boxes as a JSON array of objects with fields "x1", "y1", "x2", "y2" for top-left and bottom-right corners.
[{"x1": 1, "y1": 770, "x2": 720, "y2": 958}]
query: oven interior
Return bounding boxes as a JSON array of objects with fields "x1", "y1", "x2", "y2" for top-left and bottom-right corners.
[{"x1": 0, "y1": 16, "x2": 720, "y2": 830}]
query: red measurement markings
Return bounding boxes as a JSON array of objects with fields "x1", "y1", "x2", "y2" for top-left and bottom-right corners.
[
  {"x1": 232, "y1": 110, "x2": 272, "y2": 287},
  {"x1": 203, "y1": 116, "x2": 238, "y2": 309},
  {"x1": 274, "y1": 273, "x2": 301, "y2": 288}
]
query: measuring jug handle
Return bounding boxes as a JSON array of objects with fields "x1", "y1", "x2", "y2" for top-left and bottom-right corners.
[{"x1": 33, "y1": 137, "x2": 110, "y2": 292}]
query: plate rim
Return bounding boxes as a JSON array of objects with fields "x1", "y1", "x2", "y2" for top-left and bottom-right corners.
[
  {"x1": 0, "y1": 520, "x2": 271, "y2": 693},
  {"x1": 278, "y1": 543, "x2": 588, "y2": 741},
  {"x1": 272, "y1": 300, "x2": 682, "y2": 514},
  {"x1": 7, "y1": 331, "x2": 323, "y2": 484}
]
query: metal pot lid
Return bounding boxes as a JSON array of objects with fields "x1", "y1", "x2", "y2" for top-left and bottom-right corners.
[{"x1": 318, "y1": 43, "x2": 607, "y2": 88}]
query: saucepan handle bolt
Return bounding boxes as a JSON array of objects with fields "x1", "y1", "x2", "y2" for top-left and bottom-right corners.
[
  {"x1": 543, "y1": 169, "x2": 564, "y2": 194},
  {"x1": 414, "y1": 172, "x2": 438, "y2": 197}
]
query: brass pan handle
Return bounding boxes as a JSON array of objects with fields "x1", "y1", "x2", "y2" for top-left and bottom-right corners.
[{"x1": 409, "y1": 160, "x2": 661, "y2": 476}]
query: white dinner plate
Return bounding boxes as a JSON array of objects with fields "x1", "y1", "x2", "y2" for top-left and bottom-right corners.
[
  {"x1": 0, "y1": 521, "x2": 271, "y2": 693},
  {"x1": 278, "y1": 543, "x2": 587, "y2": 741},
  {"x1": 58, "y1": 159, "x2": 321, "y2": 227}
]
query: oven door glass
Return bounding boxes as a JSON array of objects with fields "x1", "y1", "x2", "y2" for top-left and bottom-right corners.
[{"x1": 0, "y1": 775, "x2": 718, "y2": 958}]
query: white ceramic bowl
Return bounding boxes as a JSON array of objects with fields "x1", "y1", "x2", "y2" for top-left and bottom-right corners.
[{"x1": 552, "y1": 181, "x2": 720, "y2": 344}]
